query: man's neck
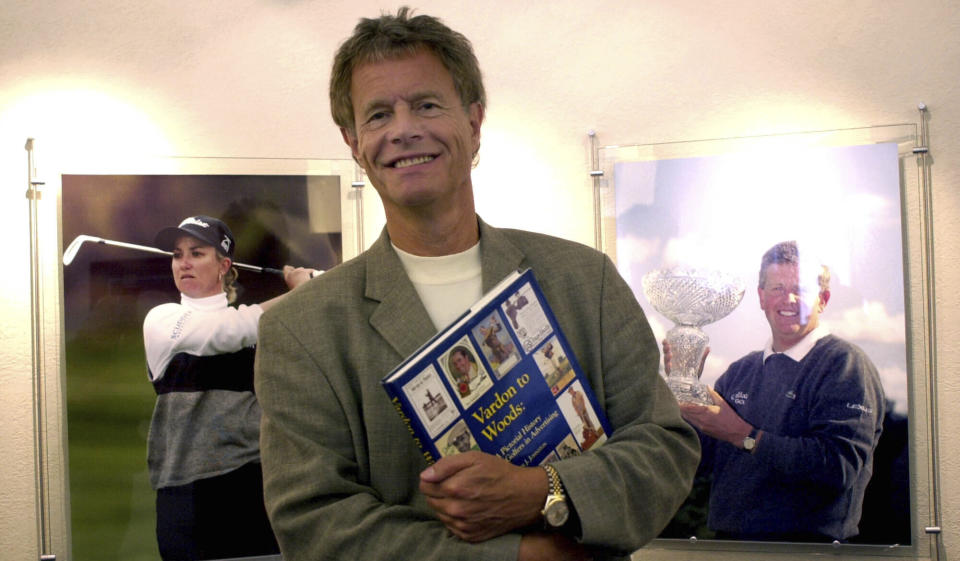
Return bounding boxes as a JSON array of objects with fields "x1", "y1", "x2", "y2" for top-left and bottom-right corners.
[
  {"x1": 766, "y1": 324, "x2": 829, "y2": 361},
  {"x1": 385, "y1": 202, "x2": 480, "y2": 256},
  {"x1": 771, "y1": 320, "x2": 819, "y2": 353}
]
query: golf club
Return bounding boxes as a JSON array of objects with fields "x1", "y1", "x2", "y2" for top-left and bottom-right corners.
[{"x1": 63, "y1": 234, "x2": 287, "y2": 275}]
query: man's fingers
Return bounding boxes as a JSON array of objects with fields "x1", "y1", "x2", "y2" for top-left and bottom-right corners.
[
  {"x1": 420, "y1": 451, "x2": 480, "y2": 483},
  {"x1": 678, "y1": 402, "x2": 706, "y2": 414}
]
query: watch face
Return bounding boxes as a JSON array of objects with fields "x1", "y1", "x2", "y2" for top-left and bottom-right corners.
[
  {"x1": 743, "y1": 436, "x2": 756, "y2": 450},
  {"x1": 545, "y1": 498, "x2": 570, "y2": 527}
]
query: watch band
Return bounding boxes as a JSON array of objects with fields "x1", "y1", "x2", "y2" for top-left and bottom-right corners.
[
  {"x1": 544, "y1": 464, "x2": 564, "y2": 498},
  {"x1": 541, "y1": 464, "x2": 570, "y2": 529}
]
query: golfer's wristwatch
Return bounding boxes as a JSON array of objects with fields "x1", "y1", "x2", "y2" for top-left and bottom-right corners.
[
  {"x1": 742, "y1": 427, "x2": 760, "y2": 452},
  {"x1": 541, "y1": 464, "x2": 570, "y2": 529}
]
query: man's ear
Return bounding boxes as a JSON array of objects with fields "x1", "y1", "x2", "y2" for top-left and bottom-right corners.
[
  {"x1": 818, "y1": 290, "x2": 831, "y2": 310},
  {"x1": 468, "y1": 102, "x2": 484, "y2": 142},
  {"x1": 467, "y1": 102, "x2": 484, "y2": 161},
  {"x1": 340, "y1": 127, "x2": 360, "y2": 163}
]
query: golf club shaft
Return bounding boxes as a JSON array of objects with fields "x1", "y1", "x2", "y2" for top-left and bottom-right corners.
[{"x1": 64, "y1": 235, "x2": 284, "y2": 275}]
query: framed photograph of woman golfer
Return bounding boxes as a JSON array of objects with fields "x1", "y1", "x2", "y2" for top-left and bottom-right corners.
[
  {"x1": 596, "y1": 124, "x2": 932, "y2": 556},
  {"x1": 55, "y1": 156, "x2": 363, "y2": 561}
]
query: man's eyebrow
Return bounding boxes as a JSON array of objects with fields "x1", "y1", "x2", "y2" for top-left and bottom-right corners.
[
  {"x1": 408, "y1": 90, "x2": 445, "y2": 102},
  {"x1": 359, "y1": 90, "x2": 447, "y2": 114},
  {"x1": 359, "y1": 97, "x2": 392, "y2": 114}
]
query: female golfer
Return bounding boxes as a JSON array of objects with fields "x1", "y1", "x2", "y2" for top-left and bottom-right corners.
[{"x1": 143, "y1": 215, "x2": 314, "y2": 560}]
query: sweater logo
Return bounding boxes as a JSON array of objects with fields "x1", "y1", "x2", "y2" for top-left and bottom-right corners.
[
  {"x1": 785, "y1": 390, "x2": 797, "y2": 400},
  {"x1": 170, "y1": 311, "x2": 191, "y2": 340},
  {"x1": 847, "y1": 402, "x2": 873, "y2": 414},
  {"x1": 731, "y1": 391, "x2": 748, "y2": 405}
]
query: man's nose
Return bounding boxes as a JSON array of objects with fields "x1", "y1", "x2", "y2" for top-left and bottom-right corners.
[{"x1": 389, "y1": 106, "x2": 422, "y2": 144}]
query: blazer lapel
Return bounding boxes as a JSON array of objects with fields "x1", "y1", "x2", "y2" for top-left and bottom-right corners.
[
  {"x1": 365, "y1": 219, "x2": 528, "y2": 360},
  {"x1": 478, "y1": 218, "x2": 526, "y2": 291},
  {"x1": 365, "y1": 230, "x2": 438, "y2": 359}
]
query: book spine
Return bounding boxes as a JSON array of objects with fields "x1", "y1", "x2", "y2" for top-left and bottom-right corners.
[{"x1": 389, "y1": 395, "x2": 436, "y2": 465}]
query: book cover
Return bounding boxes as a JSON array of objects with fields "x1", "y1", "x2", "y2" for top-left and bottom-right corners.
[{"x1": 382, "y1": 268, "x2": 611, "y2": 467}]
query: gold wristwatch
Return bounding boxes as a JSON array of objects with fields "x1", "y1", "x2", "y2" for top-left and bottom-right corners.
[{"x1": 541, "y1": 464, "x2": 569, "y2": 529}]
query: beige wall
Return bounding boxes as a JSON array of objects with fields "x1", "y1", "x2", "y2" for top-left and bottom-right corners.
[{"x1": 2, "y1": 1, "x2": 958, "y2": 559}]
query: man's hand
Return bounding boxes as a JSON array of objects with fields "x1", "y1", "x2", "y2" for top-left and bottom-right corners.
[
  {"x1": 518, "y1": 532, "x2": 594, "y2": 561},
  {"x1": 419, "y1": 451, "x2": 546, "y2": 542},
  {"x1": 679, "y1": 388, "x2": 752, "y2": 447}
]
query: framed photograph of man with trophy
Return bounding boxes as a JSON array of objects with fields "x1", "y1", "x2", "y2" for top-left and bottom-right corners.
[{"x1": 597, "y1": 125, "x2": 919, "y2": 552}]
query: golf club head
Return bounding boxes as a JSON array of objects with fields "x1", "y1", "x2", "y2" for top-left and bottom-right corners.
[{"x1": 62, "y1": 235, "x2": 100, "y2": 266}]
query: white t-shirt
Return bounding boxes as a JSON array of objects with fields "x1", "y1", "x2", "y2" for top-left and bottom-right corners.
[{"x1": 393, "y1": 242, "x2": 483, "y2": 330}]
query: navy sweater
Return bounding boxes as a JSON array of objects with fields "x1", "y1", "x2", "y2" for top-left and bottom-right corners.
[{"x1": 706, "y1": 335, "x2": 885, "y2": 540}]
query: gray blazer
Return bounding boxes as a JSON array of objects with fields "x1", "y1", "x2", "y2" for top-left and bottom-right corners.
[{"x1": 255, "y1": 219, "x2": 700, "y2": 561}]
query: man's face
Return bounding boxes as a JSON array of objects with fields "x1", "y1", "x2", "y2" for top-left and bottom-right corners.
[
  {"x1": 452, "y1": 351, "x2": 472, "y2": 376},
  {"x1": 450, "y1": 428, "x2": 471, "y2": 453},
  {"x1": 758, "y1": 263, "x2": 829, "y2": 351},
  {"x1": 341, "y1": 49, "x2": 483, "y2": 217}
]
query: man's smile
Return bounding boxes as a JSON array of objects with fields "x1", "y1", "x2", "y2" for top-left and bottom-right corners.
[{"x1": 389, "y1": 154, "x2": 437, "y2": 168}]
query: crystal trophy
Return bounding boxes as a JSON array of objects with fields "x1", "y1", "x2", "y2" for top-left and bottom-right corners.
[{"x1": 641, "y1": 268, "x2": 745, "y2": 405}]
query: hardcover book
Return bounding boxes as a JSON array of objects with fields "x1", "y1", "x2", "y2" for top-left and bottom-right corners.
[{"x1": 381, "y1": 268, "x2": 611, "y2": 466}]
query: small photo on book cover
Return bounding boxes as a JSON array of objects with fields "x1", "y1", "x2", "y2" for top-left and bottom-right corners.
[
  {"x1": 539, "y1": 451, "x2": 560, "y2": 465},
  {"x1": 554, "y1": 433, "x2": 583, "y2": 460},
  {"x1": 401, "y1": 364, "x2": 460, "y2": 439},
  {"x1": 501, "y1": 282, "x2": 552, "y2": 353},
  {"x1": 533, "y1": 336, "x2": 576, "y2": 395},
  {"x1": 440, "y1": 337, "x2": 494, "y2": 409},
  {"x1": 471, "y1": 310, "x2": 521, "y2": 379},
  {"x1": 437, "y1": 419, "x2": 480, "y2": 458},
  {"x1": 558, "y1": 380, "x2": 607, "y2": 451}
]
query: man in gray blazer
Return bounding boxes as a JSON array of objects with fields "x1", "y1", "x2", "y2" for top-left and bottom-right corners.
[{"x1": 255, "y1": 8, "x2": 700, "y2": 561}]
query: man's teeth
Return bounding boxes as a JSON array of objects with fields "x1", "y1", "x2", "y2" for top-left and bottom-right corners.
[
  {"x1": 393, "y1": 155, "x2": 434, "y2": 169},
  {"x1": 780, "y1": 311, "x2": 797, "y2": 317}
]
